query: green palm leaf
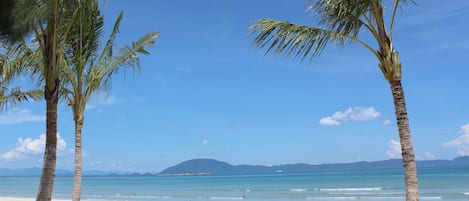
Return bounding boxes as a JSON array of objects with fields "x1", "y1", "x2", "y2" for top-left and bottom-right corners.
[
  {"x1": 249, "y1": 19, "x2": 378, "y2": 62},
  {"x1": 89, "y1": 31, "x2": 159, "y2": 98},
  {"x1": 0, "y1": 86, "x2": 42, "y2": 111}
]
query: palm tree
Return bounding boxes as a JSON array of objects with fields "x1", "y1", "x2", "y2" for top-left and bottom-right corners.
[
  {"x1": 34, "y1": 0, "x2": 61, "y2": 200},
  {"x1": 30, "y1": 0, "x2": 77, "y2": 200},
  {"x1": 60, "y1": 1, "x2": 158, "y2": 200},
  {"x1": 1, "y1": 1, "x2": 77, "y2": 200},
  {"x1": 249, "y1": 0, "x2": 418, "y2": 200}
]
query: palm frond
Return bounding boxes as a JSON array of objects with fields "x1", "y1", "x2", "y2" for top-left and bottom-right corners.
[
  {"x1": 97, "y1": 11, "x2": 123, "y2": 67},
  {"x1": 1, "y1": 40, "x2": 41, "y2": 83},
  {"x1": 94, "y1": 31, "x2": 158, "y2": 95},
  {"x1": 0, "y1": 86, "x2": 43, "y2": 111},
  {"x1": 64, "y1": 0, "x2": 102, "y2": 71},
  {"x1": 0, "y1": 25, "x2": 43, "y2": 112},
  {"x1": 83, "y1": 66, "x2": 104, "y2": 101},
  {"x1": 59, "y1": 3, "x2": 158, "y2": 113},
  {"x1": 60, "y1": 57, "x2": 77, "y2": 97},
  {"x1": 249, "y1": 19, "x2": 378, "y2": 61},
  {"x1": 61, "y1": 0, "x2": 103, "y2": 104},
  {"x1": 389, "y1": 0, "x2": 414, "y2": 40},
  {"x1": 307, "y1": 0, "x2": 371, "y2": 42}
]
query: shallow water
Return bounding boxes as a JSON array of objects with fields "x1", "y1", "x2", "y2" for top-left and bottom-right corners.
[{"x1": 0, "y1": 166, "x2": 468, "y2": 201}]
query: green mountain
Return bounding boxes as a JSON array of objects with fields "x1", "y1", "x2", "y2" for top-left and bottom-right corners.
[{"x1": 159, "y1": 156, "x2": 469, "y2": 175}]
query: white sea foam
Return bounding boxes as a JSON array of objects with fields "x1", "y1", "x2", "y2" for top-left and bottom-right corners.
[
  {"x1": 420, "y1": 197, "x2": 442, "y2": 200},
  {"x1": 329, "y1": 192, "x2": 401, "y2": 195},
  {"x1": 307, "y1": 197, "x2": 406, "y2": 200},
  {"x1": 291, "y1": 188, "x2": 308, "y2": 192},
  {"x1": 306, "y1": 197, "x2": 359, "y2": 200},
  {"x1": 318, "y1": 187, "x2": 383, "y2": 192},
  {"x1": 307, "y1": 196, "x2": 441, "y2": 200},
  {"x1": 113, "y1": 194, "x2": 172, "y2": 199},
  {"x1": 233, "y1": 189, "x2": 251, "y2": 192},
  {"x1": 209, "y1": 196, "x2": 245, "y2": 200},
  {"x1": 464, "y1": 192, "x2": 469, "y2": 195}
]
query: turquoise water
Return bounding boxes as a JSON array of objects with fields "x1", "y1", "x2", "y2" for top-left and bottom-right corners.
[{"x1": 0, "y1": 167, "x2": 468, "y2": 201}]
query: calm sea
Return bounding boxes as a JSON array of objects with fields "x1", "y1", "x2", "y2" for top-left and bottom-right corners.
[{"x1": 0, "y1": 167, "x2": 468, "y2": 201}]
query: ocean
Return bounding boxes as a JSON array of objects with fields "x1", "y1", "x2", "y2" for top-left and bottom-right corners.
[{"x1": 0, "y1": 166, "x2": 468, "y2": 201}]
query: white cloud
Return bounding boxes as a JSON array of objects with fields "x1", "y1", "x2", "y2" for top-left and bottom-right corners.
[
  {"x1": 319, "y1": 117, "x2": 340, "y2": 126},
  {"x1": 202, "y1": 139, "x2": 209, "y2": 145},
  {"x1": 86, "y1": 95, "x2": 121, "y2": 110},
  {"x1": 319, "y1": 107, "x2": 381, "y2": 126},
  {"x1": 95, "y1": 95, "x2": 120, "y2": 105},
  {"x1": 424, "y1": 152, "x2": 435, "y2": 160},
  {"x1": 1, "y1": 133, "x2": 67, "y2": 160},
  {"x1": 386, "y1": 139, "x2": 402, "y2": 159},
  {"x1": 0, "y1": 108, "x2": 45, "y2": 125},
  {"x1": 383, "y1": 119, "x2": 392, "y2": 126},
  {"x1": 442, "y1": 124, "x2": 469, "y2": 156}
]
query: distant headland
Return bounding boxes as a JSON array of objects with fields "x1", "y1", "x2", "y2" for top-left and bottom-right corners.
[
  {"x1": 1, "y1": 156, "x2": 468, "y2": 177},
  {"x1": 158, "y1": 156, "x2": 469, "y2": 176}
]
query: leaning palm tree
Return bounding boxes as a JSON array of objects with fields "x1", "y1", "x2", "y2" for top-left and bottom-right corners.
[
  {"x1": 249, "y1": 0, "x2": 418, "y2": 200},
  {"x1": 61, "y1": 1, "x2": 159, "y2": 200}
]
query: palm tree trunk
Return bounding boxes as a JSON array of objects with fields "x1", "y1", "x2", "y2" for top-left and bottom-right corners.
[
  {"x1": 390, "y1": 80, "x2": 419, "y2": 201},
  {"x1": 36, "y1": 99, "x2": 58, "y2": 201},
  {"x1": 72, "y1": 119, "x2": 83, "y2": 201},
  {"x1": 37, "y1": 1, "x2": 59, "y2": 200}
]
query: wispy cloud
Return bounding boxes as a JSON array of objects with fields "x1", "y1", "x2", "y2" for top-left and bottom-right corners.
[
  {"x1": 1, "y1": 133, "x2": 67, "y2": 161},
  {"x1": 86, "y1": 95, "x2": 121, "y2": 110},
  {"x1": 386, "y1": 139, "x2": 401, "y2": 159},
  {"x1": 0, "y1": 108, "x2": 45, "y2": 125},
  {"x1": 383, "y1": 119, "x2": 392, "y2": 126},
  {"x1": 424, "y1": 152, "x2": 435, "y2": 160},
  {"x1": 202, "y1": 139, "x2": 209, "y2": 145},
  {"x1": 442, "y1": 124, "x2": 469, "y2": 156},
  {"x1": 319, "y1": 107, "x2": 381, "y2": 126}
]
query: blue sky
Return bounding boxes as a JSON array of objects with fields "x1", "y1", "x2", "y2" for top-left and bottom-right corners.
[{"x1": 1, "y1": 0, "x2": 469, "y2": 173}]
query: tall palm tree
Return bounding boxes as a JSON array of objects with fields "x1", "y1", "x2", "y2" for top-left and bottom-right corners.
[
  {"x1": 249, "y1": 0, "x2": 418, "y2": 200},
  {"x1": 1, "y1": 0, "x2": 77, "y2": 200},
  {"x1": 34, "y1": 1, "x2": 61, "y2": 200},
  {"x1": 61, "y1": 1, "x2": 159, "y2": 200},
  {"x1": 30, "y1": 0, "x2": 77, "y2": 200}
]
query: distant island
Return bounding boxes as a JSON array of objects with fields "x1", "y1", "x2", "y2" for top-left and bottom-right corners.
[
  {"x1": 159, "y1": 156, "x2": 469, "y2": 176},
  {"x1": 1, "y1": 156, "x2": 468, "y2": 177},
  {"x1": 0, "y1": 168, "x2": 136, "y2": 177}
]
